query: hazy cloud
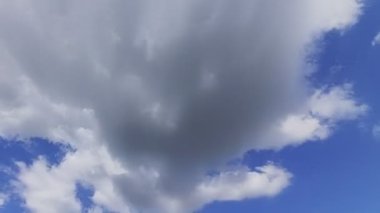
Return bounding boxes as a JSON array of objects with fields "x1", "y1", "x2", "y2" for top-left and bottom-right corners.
[
  {"x1": 372, "y1": 32, "x2": 380, "y2": 46},
  {"x1": 372, "y1": 124, "x2": 380, "y2": 140},
  {"x1": 0, "y1": 193, "x2": 7, "y2": 207}
]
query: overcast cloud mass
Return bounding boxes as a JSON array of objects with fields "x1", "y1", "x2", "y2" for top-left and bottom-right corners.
[{"x1": 0, "y1": 0, "x2": 368, "y2": 212}]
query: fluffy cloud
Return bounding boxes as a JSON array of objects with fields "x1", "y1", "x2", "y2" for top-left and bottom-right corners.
[
  {"x1": 190, "y1": 165, "x2": 291, "y2": 210},
  {"x1": 279, "y1": 114, "x2": 330, "y2": 144},
  {"x1": 0, "y1": 0, "x2": 366, "y2": 212},
  {"x1": 17, "y1": 153, "x2": 290, "y2": 213},
  {"x1": 16, "y1": 147, "x2": 129, "y2": 213},
  {"x1": 17, "y1": 159, "x2": 82, "y2": 213},
  {"x1": 308, "y1": 84, "x2": 367, "y2": 120},
  {"x1": 281, "y1": 85, "x2": 367, "y2": 143},
  {"x1": 254, "y1": 84, "x2": 367, "y2": 149},
  {"x1": 0, "y1": 76, "x2": 97, "y2": 145}
]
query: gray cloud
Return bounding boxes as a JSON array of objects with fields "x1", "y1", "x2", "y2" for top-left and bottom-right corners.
[{"x1": 0, "y1": 0, "x2": 364, "y2": 211}]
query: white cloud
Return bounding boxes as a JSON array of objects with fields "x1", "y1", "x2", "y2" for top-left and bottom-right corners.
[
  {"x1": 17, "y1": 159, "x2": 82, "y2": 213},
  {"x1": 16, "y1": 147, "x2": 129, "y2": 213},
  {"x1": 279, "y1": 114, "x2": 330, "y2": 143},
  {"x1": 308, "y1": 84, "x2": 368, "y2": 120},
  {"x1": 372, "y1": 32, "x2": 380, "y2": 46},
  {"x1": 191, "y1": 165, "x2": 291, "y2": 209},
  {"x1": 256, "y1": 84, "x2": 367, "y2": 149},
  {"x1": 0, "y1": 63, "x2": 97, "y2": 146},
  {"x1": 0, "y1": 0, "x2": 366, "y2": 212},
  {"x1": 17, "y1": 154, "x2": 290, "y2": 213},
  {"x1": 282, "y1": 84, "x2": 367, "y2": 144}
]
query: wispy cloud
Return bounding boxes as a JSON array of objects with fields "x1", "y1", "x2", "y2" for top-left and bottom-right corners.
[
  {"x1": 372, "y1": 124, "x2": 380, "y2": 140},
  {"x1": 0, "y1": 193, "x2": 7, "y2": 207},
  {"x1": 372, "y1": 32, "x2": 380, "y2": 46}
]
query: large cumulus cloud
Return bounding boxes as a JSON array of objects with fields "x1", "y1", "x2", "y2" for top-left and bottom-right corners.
[{"x1": 0, "y1": 0, "x2": 366, "y2": 212}]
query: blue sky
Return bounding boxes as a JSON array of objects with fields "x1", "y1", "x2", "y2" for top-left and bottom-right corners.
[{"x1": 0, "y1": 0, "x2": 379, "y2": 212}]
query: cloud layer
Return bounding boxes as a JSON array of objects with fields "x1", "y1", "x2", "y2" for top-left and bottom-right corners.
[{"x1": 0, "y1": 0, "x2": 366, "y2": 212}]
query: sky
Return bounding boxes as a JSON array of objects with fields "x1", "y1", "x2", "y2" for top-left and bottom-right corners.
[{"x1": 0, "y1": 0, "x2": 379, "y2": 212}]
